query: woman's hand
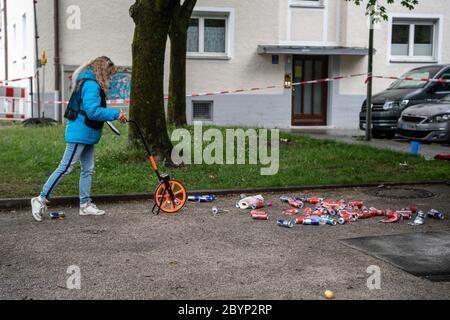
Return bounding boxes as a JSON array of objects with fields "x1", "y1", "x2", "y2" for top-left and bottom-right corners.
[{"x1": 118, "y1": 112, "x2": 128, "y2": 124}]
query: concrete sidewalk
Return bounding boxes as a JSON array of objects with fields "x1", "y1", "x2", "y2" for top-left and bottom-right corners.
[
  {"x1": 287, "y1": 128, "x2": 450, "y2": 160},
  {"x1": 1, "y1": 184, "x2": 449, "y2": 300}
]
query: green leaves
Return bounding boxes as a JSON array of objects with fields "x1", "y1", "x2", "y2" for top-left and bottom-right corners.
[{"x1": 346, "y1": 0, "x2": 419, "y2": 21}]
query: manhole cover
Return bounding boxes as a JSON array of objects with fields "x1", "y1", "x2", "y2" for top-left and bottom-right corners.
[{"x1": 371, "y1": 187, "x2": 435, "y2": 199}]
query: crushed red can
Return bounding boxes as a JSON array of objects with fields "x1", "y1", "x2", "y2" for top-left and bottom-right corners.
[
  {"x1": 303, "y1": 207, "x2": 313, "y2": 215},
  {"x1": 307, "y1": 197, "x2": 322, "y2": 204},
  {"x1": 402, "y1": 207, "x2": 417, "y2": 214},
  {"x1": 356, "y1": 211, "x2": 372, "y2": 219},
  {"x1": 288, "y1": 198, "x2": 304, "y2": 209},
  {"x1": 380, "y1": 212, "x2": 401, "y2": 223},
  {"x1": 348, "y1": 201, "x2": 364, "y2": 209},
  {"x1": 251, "y1": 201, "x2": 266, "y2": 209},
  {"x1": 369, "y1": 207, "x2": 385, "y2": 217},
  {"x1": 283, "y1": 208, "x2": 299, "y2": 216},
  {"x1": 250, "y1": 210, "x2": 268, "y2": 220},
  {"x1": 396, "y1": 210, "x2": 413, "y2": 220}
]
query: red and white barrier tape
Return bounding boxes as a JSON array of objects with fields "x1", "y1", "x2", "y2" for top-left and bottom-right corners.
[
  {"x1": 292, "y1": 73, "x2": 367, "y2": 86},
  {"x1": 367, "y1": 75, "x2": 450, "y2": 84},
  {"x1": 0, "y1": 76, "x2": 32, "y2": 85},
  {"x1": 0, "y1": 113, "x2": 25, "y2": 120},
  {"x1": 20, "y1": 72, "x2": 450, "y2": 107}
]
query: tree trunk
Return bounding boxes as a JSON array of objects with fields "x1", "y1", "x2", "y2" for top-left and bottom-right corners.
[
  {"x1": 129, "y1": 0, "x2": 175, "y2": 159},
  {"x1": 167, "y1": 0, "x2": 197, "y2": 127}
]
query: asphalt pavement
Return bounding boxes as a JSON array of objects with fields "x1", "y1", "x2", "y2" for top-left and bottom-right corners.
[{"x1": 1, "y1": 184, "x2": 449, "y2": 300}]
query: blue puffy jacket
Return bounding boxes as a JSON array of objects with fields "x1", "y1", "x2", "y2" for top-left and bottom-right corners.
[{"x1": 65, "y1": 68, "x2": 120, "y2": 145}]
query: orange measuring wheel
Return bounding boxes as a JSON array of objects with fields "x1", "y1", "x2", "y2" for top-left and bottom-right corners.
[
  {"x1": 127, "y1": 120, "x2": 188, "y2": 215},
  {"x1": 154, "y1": 179, "x2": 187, "y2": 214}
]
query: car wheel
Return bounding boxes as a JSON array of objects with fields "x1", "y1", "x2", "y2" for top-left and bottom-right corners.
[
  {"x1": 371, "y1": 130, "x2": 384, "y2": 139},
  {"x1": 385, "y1": 132, "x2": 396, "y2": 140}
]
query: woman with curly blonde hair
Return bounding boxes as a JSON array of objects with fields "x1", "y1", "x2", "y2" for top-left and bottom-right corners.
[{"x1": 31, "y1": 56, "x2": 128, "y2": 222}]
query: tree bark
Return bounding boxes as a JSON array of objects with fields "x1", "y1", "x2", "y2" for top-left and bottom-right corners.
[
  {"x1": 167, "y1": 0, "x2": 197, "y2": 127},
  {"x1": 129, "y1": 0, "x2": 175, "y2": 159}
]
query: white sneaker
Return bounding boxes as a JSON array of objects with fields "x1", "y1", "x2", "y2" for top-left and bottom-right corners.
[
  {"x1": 79, "y1": 202, "x2": 105, "y2": 216},
  {"x1": 31, "y1": 196, "x2": 48, "y2": 222}
]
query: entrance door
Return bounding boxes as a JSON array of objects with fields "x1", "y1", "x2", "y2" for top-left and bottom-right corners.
[{"x1": 292, "y1": 55, "x2": 328, "y2": 126}]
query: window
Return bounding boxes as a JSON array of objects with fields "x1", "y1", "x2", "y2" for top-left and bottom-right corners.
[
  {"x1": 290, "y1": 0, "x2": 324, "y2": 8},
  {"x1": 21, "y1": 14, "x2": 27, "y2": 57},
  {"x1": 390, "y1": 19, "x2": 438, "y2": 62},
  {"x1": 187, "y1": 11, "x2": 231, "y2": 59},
  {"x1": 12, "y1": 23, "x2": 16, "y2": 63},
  {"x1": 192, "y1": 101, "x2": 213, "y2": 121}
]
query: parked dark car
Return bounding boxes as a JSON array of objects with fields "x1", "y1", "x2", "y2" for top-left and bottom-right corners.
[
  {"x1": 397, "y1": 96, "x2": 450, "y2": 143},
  {"x1": 360, "y1": 64, "x2": 450, "y2": 139}
]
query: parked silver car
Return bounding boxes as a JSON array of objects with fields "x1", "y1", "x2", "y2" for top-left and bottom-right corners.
[{"x1": 398, "y1": 95, "x2": 450, "y2": 143}]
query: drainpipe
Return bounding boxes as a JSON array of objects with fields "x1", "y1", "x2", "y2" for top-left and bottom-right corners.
[
  {"x1": 3, "y1": 0, "x2": 8, "y2": 79},
  {"x1": 33, "y1": 0, "x2": 41, "y2": 117},
  {"x1": 53, "y1": 0, "x2": 61, "y2": 122}
]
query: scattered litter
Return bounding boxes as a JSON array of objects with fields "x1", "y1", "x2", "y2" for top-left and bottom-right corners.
[
  {"x1": 251, "y1": 201, "x2": 266, "y2": 210},
  {"x1": 250, "y1": 210, "x2": 268, "y2": 220},
  {"x1": 212, "y1": 206, "x2": 229, "y2": 216},
  {"x1": 288, "y1": 198, "x2": 304, "y2": 209},
  {"x1": 409, "y1": 211, "x2": 426, "y2": 226},
  {"x1": 277, "y1": 219, "x2": 294, "y2": 228},
  {"x1": 283, "y1": 208, "x2": 299, "y2": 216},
  {"x1": 380, "y1": 211, "x2": 401, "y2": 223},
  {"x1": 237, "y1": 195, "x2": 264, "y2": 210},
  {"x1": 324, "y1": 290, "x2": 334, "y2": 300},
  {"x1": 427, "y1": 209, "x2": 444, "y2": 220},
  {"x1": 48, "y1": 211, "x2": 65, "y2": 220},
  {"x1": 188, "y1": 195, "x2": 216, "y2": 203}
]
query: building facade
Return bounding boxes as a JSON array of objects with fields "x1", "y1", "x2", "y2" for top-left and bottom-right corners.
[{"x1": 1, "y1": 0, "x2": 449, "y2": 128}]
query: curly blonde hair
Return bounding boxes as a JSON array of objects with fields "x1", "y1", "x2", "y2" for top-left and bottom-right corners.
[{"x1": 72, "y1": 56, "x2": 116, "y2": 96}]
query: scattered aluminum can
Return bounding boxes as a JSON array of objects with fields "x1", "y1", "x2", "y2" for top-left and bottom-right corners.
[
  {"x1": 409, "y1": 210, "x2": 426, "y2": 226},
  {"x1": 288, "y1": 198, "x2": 304, "y2": 209},
  {"x1": 302, "y1": 218, "x2": 321, "y2": 225},
  {"x1": 356, "y1": 211, "x2": 372, "y2": 219},
  {"x1": 303, "y1": 207, "x2": 313, "y2": 215},
  {"x1": 48, "y1": 211, "x2": 65, "y2": 220},
  {"x1": 427, "y1": 209, "x2": 444, "y2": 220},
  {"x1": 307, "y1": 197, "x2": 322, "y2": 204},
  {"x1": 277, "y1": 219, "x2": 294, "y2": 228},
  {"x1": 369, "y1": 208, "x2": 385, "y2": 217},
  {"x1": 251, "y1": 210, "x2": 268, "y2": 220},
  {"x1": 251, "y1": 201, "x2": 266, "y2": 209},
  {"x1": 402, "y1": 207, "x2": 417, "y2": 214},
  {"x1": 283, "y1": 209, "x2": 299, "y2": 216},
  {"x1": 348, "y1": 201, "x2": 364, "y2": 209},
  {"x1": 188, "y1": 195, "x2": 216, "y2": 202},
  {"x1": 338, "y1": 216, "x2": 351, "y2": 225},
  {"x1": 396, "y1": 210, "x2": 413, "y2": 220},
  {"x1": 212, "y1": 206, "x2": 229, "y2": 215},
  {"x1": 319, "y1": 217, "x2": 337, "y2": 226},
  {"x1": 294, "y1": 195, "x2": 308, "y2": 202},
  {"x1": 380, "y1": 212, "x2": 401, "y2": 223}
]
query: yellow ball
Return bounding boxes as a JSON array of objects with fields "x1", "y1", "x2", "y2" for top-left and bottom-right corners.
[{"x1": 324, "y1": 290, "x2": 334, "y2": 300}]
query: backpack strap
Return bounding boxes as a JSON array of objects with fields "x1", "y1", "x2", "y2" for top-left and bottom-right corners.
[{"x1": 76, "y1": 79, "x2": 106, "y2": 118}]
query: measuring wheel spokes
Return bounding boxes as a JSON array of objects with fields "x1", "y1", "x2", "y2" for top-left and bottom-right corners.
[{"x1": 154, "y1": 180, "x2": 187, "y2": 214}]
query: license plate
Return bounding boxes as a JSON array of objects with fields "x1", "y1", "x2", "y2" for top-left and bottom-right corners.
[{"x1": 400, "y1": 123, "x2": 417, "y2": 130}]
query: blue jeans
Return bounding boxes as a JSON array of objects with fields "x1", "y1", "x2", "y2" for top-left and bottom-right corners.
[{"x1": 40, "y1": 143, "x2": 95, "y2": 204}]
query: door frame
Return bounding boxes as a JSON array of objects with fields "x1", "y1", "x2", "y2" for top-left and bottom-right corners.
[{"x1": 291, "y1": 55, "x2": 329, "y2": 126}]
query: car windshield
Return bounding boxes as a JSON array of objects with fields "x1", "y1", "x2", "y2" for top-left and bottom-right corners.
[{"x1": 388, "y1": 66, "x2": 442, "y2": 89}]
